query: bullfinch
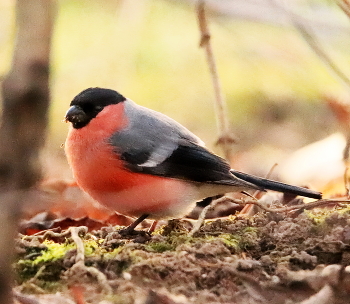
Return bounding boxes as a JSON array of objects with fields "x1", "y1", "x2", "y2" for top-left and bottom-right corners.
[{"x1": 65, "y1": 88, "x2": 322, "y2": 231}]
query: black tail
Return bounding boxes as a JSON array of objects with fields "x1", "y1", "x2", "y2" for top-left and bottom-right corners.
[{"x1": 231, "y1": 170, "x2": 322, "y2": 199}]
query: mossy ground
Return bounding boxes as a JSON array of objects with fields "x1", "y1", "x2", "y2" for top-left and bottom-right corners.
[{"x1": 13, "y1": 204, "x2": 350, "y2": 303}]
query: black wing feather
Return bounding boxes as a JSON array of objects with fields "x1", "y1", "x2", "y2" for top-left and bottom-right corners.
[
  {"x1": 122, "y1": 140, "x2": 235, "y2": 184},
  {"x1": 231, "y1": 170, "x2": 322, "y2": 199}
]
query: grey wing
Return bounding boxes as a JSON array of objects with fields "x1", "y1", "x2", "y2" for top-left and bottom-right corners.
[
  {"x1": 109, "y1": 100, "x2": 199, "y2": 167},
  {"x1": 109, "y1": 99, "x2": 258, "y2": 187}
]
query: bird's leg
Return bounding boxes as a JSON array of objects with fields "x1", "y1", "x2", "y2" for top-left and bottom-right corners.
[
  {"x1": 121, "y1": 213, "x2": 149, "y2": 235},
  {"x1": 148, "y1": 220, "x2": 158, "y2": 233}
]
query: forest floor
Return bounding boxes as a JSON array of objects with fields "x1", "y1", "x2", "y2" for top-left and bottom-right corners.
[{"x1": 13, "y1": 194, "x2": 350, "y2": 304}]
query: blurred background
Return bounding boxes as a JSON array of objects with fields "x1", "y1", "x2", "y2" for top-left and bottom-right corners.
[{"x1": 1, "y1": 0, "x2": 350, "y2": 188}]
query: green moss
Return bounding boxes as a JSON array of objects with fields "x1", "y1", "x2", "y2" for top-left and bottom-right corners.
[
  {"x1": 15, "y1": 258, "x2": 66, "y2": 284},
  {"x1": 102, "y1": 246, "x2": 125, "y2": 259},
  {"x1": 145, "y1": 242, "x2": 176, "y2": 253},
  {"x1": 144, "y1": 219, "x2": 260, "y2": 254},
  {"x1": 305, "y1": 205, "x2": 350, "y2": 225},
  {"x1": 20, "y1": 279, "x2": 64, "y2": 294},
  {"x1": 239, "y1": 227, "x2": 259, "y2": 250},
  {"x1": 206, "y1": 234, "x2": 240, "y2": 250},
  {"x1": 31, "y1": 240, "x2": 75, "y2": 265},
  {"x1": 305, "y1": 209, "x2": 334, "y2": 225},
  {"x1": 15, "y1": 238, "x2": 105, "y2": 283}
]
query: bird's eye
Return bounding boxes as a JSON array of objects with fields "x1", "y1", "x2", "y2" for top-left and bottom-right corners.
[{"x1": 80, "y1": 103, "x2": 95, "y2": 113}]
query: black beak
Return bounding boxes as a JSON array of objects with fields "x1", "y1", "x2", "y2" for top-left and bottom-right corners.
[
  {"x1": 64, "y1": 105, "x2": 90, "y2": 129},
  {"x1": 65, "y1": 105, "x2": 84, "y2": 123}
]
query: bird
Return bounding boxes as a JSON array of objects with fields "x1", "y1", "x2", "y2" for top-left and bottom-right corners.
[{"x1": 64, "y1": 87, "x2": 322, "y2": 232}]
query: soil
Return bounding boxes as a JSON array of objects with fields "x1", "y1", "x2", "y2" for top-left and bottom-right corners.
[{"x1": 14, "y1": 199, "x2": 350, "y2": 304}]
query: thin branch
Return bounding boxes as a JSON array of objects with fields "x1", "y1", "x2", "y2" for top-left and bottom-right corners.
[
  {"x1": 240, "y1": 163, "x2": 278, "y2": 215},
  {"x1": 336, "y1": 0, "x2": 350, "y2": 19},
  {"x1": 252, "y1": 163, "x2": 278, "y2": 197},
  {"x1": 189, "y1": 196, "x2": 227, "y2": 236},
  {"x1": 70, "y1": 227, "x2": 86, "y2": 264},
  {"x1": 192, "y1": 196, "x2": 350, "y2": 235},
  {"x1": 67, "y1": 227, "x2": 112, "y2": 295},
  {"x1": 271, "y1": 0, "x2": 350, "y2": 89},
  {"x1": 16, "y1": 265, "x2": 47, "y2": 295},
  {"x1": 234, "y1": 198, "x2": 350, "y2": 213},
  {"x1": 22, "y1": 227, "x2": 72, "y2": 242},
  {"x1": 196, "y1": 0, "x2": 235, "y2": 159},
  {"x1": 293, "y1": 21, "x2": 350, "y2": 89}
]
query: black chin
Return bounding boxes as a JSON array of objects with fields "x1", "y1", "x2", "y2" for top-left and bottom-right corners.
[{"x1": 72, "y1": 120, "x2": 90, "y2": 129}]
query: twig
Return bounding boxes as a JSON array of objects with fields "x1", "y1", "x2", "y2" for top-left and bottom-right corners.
[
  {"x1": 196, "y1": 0, "x2": 235, "y2": 159},
  {"x1": 26, "y1": 228, "x2": 70, "y2": 241},
  {"x1": 190, "y1": 196, "x2": 350, "y2": 235},
  {"x1": 235, "y1": 198, "x2": 350, "y2": 213},
  {"x1": 254, "y1": 163, "x2": 278, "y2": 196},
  {"x1": 336, "y1": 0, "x2": 350, "y2": 19},
  {"x1": 293, "y1": 21, "x2": 350, "y2": 89},
  {"x1": 70, "y1": 227, "x2": 86, "y2": 264},
  {"x1": 240, "y1": 163, "x2": 278, "y2": 215},
  {"x1": 271, "y1": 0, "x2": 350, "y2": 89},
  {"x1": 17, "y1": 265, "x2": 47, "y2": 294},
  {"x1": 189, "y1": 196, "x2": 228, "y2": 236},
  {"x1": 67, "y1": 227, "x2": 112, "y2": 294}
]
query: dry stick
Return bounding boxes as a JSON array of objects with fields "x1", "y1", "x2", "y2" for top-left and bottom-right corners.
[
  {"x1": 272, "y1": 0, "x2": 350, "y2": 89},
  {"x1": 191, "y1": 163, "x2": 280, "y2": 234},
  {"x1": 336, "y1": 0, "x2": 350, "y2": 19},
  {"x1": 190, "y1": 196, "x2": 349, "y2": 235},
  {"x1": 293, "y1": 19, "x2": 350, "y2": 87},
  {"x1": 189, "y1": 196, "x2": 228, "y2": 236},
  {"x1": 17, "y1": 265, "x2": 47, "y2": 295},
  {"x1": 197, "y1": 0, "x2": 235, "y2": 160},
  {"x1": 292, "y1": 20, "x2": 350, "y2": 88},
  {"x1": 240, "y1": 163, "x2": 279, "y2": 215},
  {"x1": 23, "y1": 228, "x2": 71, "y2": 242},
  {"x1": 70, "y1": 227, "x2": 86, "y2": 263},
  {"x1": 191, "y1": 1, "x2": 235, "y2": 235},
  {"x1": 234, "y1": 198, "x2": 350, "y2": 213},
  {"x1": 252, "y1": 163, "x2": 279, "y2": 197},
  {"x1": 68, "y1": 227, "x2": 112, "y2": 295}
]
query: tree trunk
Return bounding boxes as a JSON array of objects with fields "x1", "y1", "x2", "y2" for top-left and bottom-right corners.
[{"x1": 0, "y1": 1, "x2": 55, "y2": 303}]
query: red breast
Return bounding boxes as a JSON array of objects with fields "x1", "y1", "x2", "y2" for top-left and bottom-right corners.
[{"x1": 66, "y1": 102, "x2": 165, "y2": 189}]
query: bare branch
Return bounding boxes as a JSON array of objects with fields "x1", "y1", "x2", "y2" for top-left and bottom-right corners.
[
  {"x1": 234, "y1": 198, "x2": 349, "y2": 213},
  {"x1": 196, "y1": 0, "x2": 235, "y2": 160},
  {"x1": 67, "y1": 227, "x2": 112, "y2": 295},
  {"x1": 336, "y1": 0, "x2": 350, "y2": 19},
  {"x1": 270, "y1": 0, "x2": 350, "y2": 90},
  {"x1": 293, "y1": 21, "x2": 350, "y2": 89},
  {"x1": 189, "y1": 196, "x2": 227, "y2": 236}
]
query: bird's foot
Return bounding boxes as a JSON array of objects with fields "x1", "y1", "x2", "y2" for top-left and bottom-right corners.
[{"x1": 118, "y1": 227, "x2": 151, "y2": 243}]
